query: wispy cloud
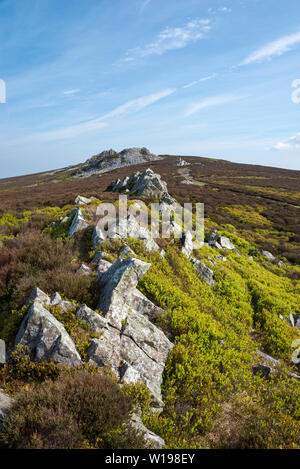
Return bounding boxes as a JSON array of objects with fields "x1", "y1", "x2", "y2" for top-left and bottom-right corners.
[
  {"x1": 183, "y1": 73, "x2": 217, "y2": 89},
  {"x1": 15, "y1": 88, "x2": 176, "y2": 143},
  {"x1": 272, "y1": 133, "x2": 300, "y2": 151},
  {"x1": 140, "y1": 0, "x2": 151, "y2": 12},
  {"x1": 240, "y1": 30, "x2": 300, "y2": 66},
  {"x1": 101, "y1": 88, "x2": 176, "y2": 119},
  {"x1": 185, "y1": 94, "x2": 241, "y2": 117},
  {"x1": 63, "y1": 89, "x2": 80, "y2": 96},
  {"x1": 123, "y1": 18, "x2": 211, "y2": 63}
]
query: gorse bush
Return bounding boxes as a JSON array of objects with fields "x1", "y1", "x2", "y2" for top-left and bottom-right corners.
[{"x1": 2, "y1": 370, "x2": 146, "y2": 449}]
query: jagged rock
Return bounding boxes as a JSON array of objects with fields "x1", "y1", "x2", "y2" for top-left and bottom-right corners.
[
  {"x1": 181, "y1": 231, "x2": 193, "y2": 258},
  {"x1": 261, "y1": 250, "x2": 275, "y2": 261},
  {"x1": 130, "y1": 412, "x2": 165, "y2": 449},
  {"x1": 132, "y1": 289, "x2": 164, "y2": 321},
  {"x1": 26, "y1": 287, "x2": 50, "y2": 306},
  {"x1": 162, "y1": 220, "x2": 182, "y2": 238},
  {"x1": 109, "y1": 214, "x2": 160, "y2": 253},
  {"x1": 119, "y1": 244, "x2": 135, "y2": 258},
  {"x1": 68, "y1": 208, "x2": 90, "y2": 237},
  {"x1": 92, "y1": 251, "x2": 105, "y2": 263},
  {"x1": 50, "y1": 292, "x2": 62, "y2": 305},
  {"x1": 92, "y1": 225, "x2": 106, "y2": 247},
  {"x1": 76, "y1": 264, "x2": 92, "y2": 276},
  {"x1": 109, "y1": 168, "x2": 168, "y2": 199},
  {"x1": 76, "y1": 305, "x2": 107, "y2": 335},
  {"x1": 74, "y1": 148, "x2": 161, "y2": 177},
  {"x1": 207, "y1": 230, "x2": 235, "y2": 250},
  {"x1": 253, "y1": 350, "x2": 300, "y2": 381},
  {"x1": 207, "y1": 230, "x2": 219, "y2": 245},
  {"x1": 85, "y1": 256, "x2": 173, "y2": 407},
  {"x1": 75, "y1": 195, "x2": 94, "y2": 205},
  {"x1": 289, "y1": 313, "x2": 295, "y2": 327},
  {"x1": 98, "y1": 257, "x2": 151, "y2": 329},
  {"x1": 253, "y1": 350, "x2": 279, "y2": 379},
  {"x1": 158, "y1": 192, "x2": 178, "y2": 215},
  {"x1": 50, "y1": 292, "x2": 75, "y2": 313},
  {"x1": 190, "y1": 258, "x2": 215, "y2": 286},
  {"x1": 0, "y1": 389, "x2": 13, "y2": 429},
  {"x1": 176, "y1": 158, "x2": 190, "y2": 167},
  {"x1": 130, "y1": 169, "x2": 168, "y2": 198},
  {"x1": 15, "y1": 301, "x2": 82, "y2": 366},
  {"x1": 248, "y1": 256, "x2": 254, "y2": 261},
  {"x1": 289, "y1": 314, "x2": 300, "y2": 330},
  {"x1": 0, "y1": 340, "x2": 6, "y2": 364},
  {"x1": 87, "y1": 308, "x2": 172, "y2": 408},
  {"x1": 218, "y1": 236, "x2": 235, "y2": 250},
  {"x1": 96, "y1": 259, "x2": 113, "y2": 279}
]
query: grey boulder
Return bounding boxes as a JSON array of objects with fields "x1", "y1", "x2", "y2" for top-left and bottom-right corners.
[
  {"x1": 0, "y1": 339, "x2": 6, "y2": 364},
  {"x1": 190, "y1": 258, "x2": 215, "y2": 286},
  {"x1": 15, "y1": 301, "x2": 82, "y2": 366},
  {"x1": 68, "y1": 208, "x2": 90, "y2": 237}
]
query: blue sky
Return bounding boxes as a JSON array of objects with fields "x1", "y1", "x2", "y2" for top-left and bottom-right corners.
[{"x1": 1, "y1": 0, "x2": 300, "y2": 177}]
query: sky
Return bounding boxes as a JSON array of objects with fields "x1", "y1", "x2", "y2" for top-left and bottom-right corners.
[{"x1": 1, "y1": 0, "x2": 300, "y2": 177}]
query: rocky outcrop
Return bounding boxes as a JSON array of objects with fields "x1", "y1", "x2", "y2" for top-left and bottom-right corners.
[
  {"x1": 176, "y1": 158, "x2": 190, "y2": 167},
  {"x1": 75, "y1": 195, "x2": 95, "y2": 205},
  {"x1": 11, "y1": 256, "x2": 173, "y2": 409},
  {"x1": 85, "y1": 256, "x2": 173, "y2": 407},
  {"x1": 97, "y1": 257, "x2": 151, "y2": 329},
  {"x1": 0, "y1": 339, "x2": 6, "y2": 364},
  {"x1": 109, "y1": 168, "x2": 168, "y2": 199},
  {"x1": 49, "y1": 292, "x2": 75, "y2": 313},
  {"x1": 0, "y1": 389, "x2": 13, "y2": 430},
  {"x1": 207, "y1": 230, "x2": 235, "y2": 250},
  {"x1": 15, "y1": 301, "x2": 82, "y2": 366},
  {"x1": 130, "y1": 411, "x2": 165, "y2": 449},
  {"x1": 74, "y1": 148, "x2": 161, "y2": 177},
  {"x1": 68, "y1": 208, "x2": 90, "y2": 237},
  {"x1": 254, "y1": 350, "x2": 300, "y2": 381},
  {"x1": 248, "y1": 249, "x2": 276, "y2": 262},
  {"x1": 190, "y1": 258, "x2": 215, "y2": 286},
  {"x1": 289, "y1": 314, "x2": 300, "y2": 330},
  {"x1": 76, "y1": 264, "x2": 92, "y2": 276},
  {"x1": 261, "y1": 250, "x2": 275, "y2": 262},
  {"x1": 92, "y1": 214, "x2": 160, "y2": 253},
  {"x1": 181, "y1": 231, "x2": 193, "y2": 259}
]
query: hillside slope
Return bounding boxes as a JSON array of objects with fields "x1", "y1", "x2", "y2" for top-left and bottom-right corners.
[{"x1": 0, "y1": 152, "x2": 299, "y2": 449}]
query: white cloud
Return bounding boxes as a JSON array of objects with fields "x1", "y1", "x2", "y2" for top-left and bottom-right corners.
[
  {"x1": 185, "y1": 94, "x2": 240, "y2": 117},
  {"x1": 15, "y1": 88, "x2": 176, "y2": 143},
  {"x1": 101, "y1": 88, "x2": 176, "y2": 119},
  {"x1": 63, "y1": 89, "x2": 80, "y2": 96},
  {"x1": 32, "y1": 120, "x2": 108, "y2": 142},
  {"x1": 183, "y1": 73, "x2": 216, "y2": 89},
  {"x1": 140, "y1": 0, "x2": 151, "y2": 12},
  {"x1": 273, "y1": 133, "x2": 300, "y2": 151},
  {"x1": 240, "y1": 30, "x2": 300, "y2": 65},
  {"x1": 219, "y1": 7, "x2": 231, "y2": 13},
  {"x1": 123, "y1": 18, "x2": 211, "y2": 62}
]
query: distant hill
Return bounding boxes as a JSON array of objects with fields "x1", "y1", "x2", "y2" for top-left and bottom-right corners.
[{"x1": 72, "y1": 147, "x2": 161, "y2": 177}]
